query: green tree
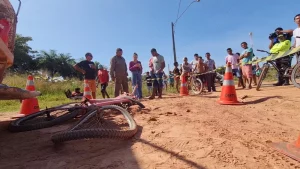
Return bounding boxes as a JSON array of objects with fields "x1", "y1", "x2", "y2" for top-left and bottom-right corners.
[
  {"x1": 216, "y1": 66, "x2": 225, "y2": 74},
  {"x1": 12, "y1": 34, "x2": 38, "y2": 71},
  {"x1": 36, "y1": 50, "x2": 78, "y2": 78}
]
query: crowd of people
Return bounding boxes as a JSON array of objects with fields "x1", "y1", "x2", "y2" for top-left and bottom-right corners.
[{"x1": 71, "y1": 14, "x2": 300, "y2": 100}]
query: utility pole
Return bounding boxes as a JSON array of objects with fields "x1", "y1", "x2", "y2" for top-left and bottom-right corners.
[
  {"x1": 171, "y1": 0, "x2": 200, "y2": 65},
  {"x1": 171, "y1": 22, "x2": 177, "y2": 64}
]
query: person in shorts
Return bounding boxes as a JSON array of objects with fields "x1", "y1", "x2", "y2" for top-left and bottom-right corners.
[
  {"x1": 226, "y1": 48, "x2": 245, "y2": 88},
  {"x1": 181, "y1": 57, "x2": 192, "y2": 82},
  {"x1": 74, "y1": 52, "x2": 97, "y2": 98},
  {"x1": 239, "y1": 42, "x2": 254, "y2": 89},
  {"x1": 251, "y1": 55, "x2": 259, "y2": 86},
  {"x1": 173, "y1": 62, "x2": 181, "y2": 92},
  {"x1": 149, "y1": 48, "x2": 165, "y2": 99},
  {"x1": 168, "y1": 71, "x2": 174, "y2": 88},
  {"x1": 145, "y1": 72, "x2": 152, "y2": 96},
  {"x1": 97, "y1": 65, "x2": 110, "y2": 98}
]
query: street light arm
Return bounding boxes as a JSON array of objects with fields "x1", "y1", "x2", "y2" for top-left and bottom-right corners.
[
  {"x1": 16, "y1": 0, "x2": 22, "y2": 17},
  {"x1": 174, "y1": 0, "x2": 199, "y2": 26}
]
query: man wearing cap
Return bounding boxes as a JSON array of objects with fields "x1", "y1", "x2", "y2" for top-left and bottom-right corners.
[
  {"x1": 269, "y1": 27, "x2": 293, "y2": 50},
  {"x1": 74, "y1": 52, "x2": 97, "y2": 98},
  {"x1": 270, "y1": 34, "x2": 292, "y2": 86},
  {"x1": 110, "y1": 48, "x2": 129, "y2": 97},
  {"x1": 149, "y1": 48, "x2": 165, "y2": 99}
]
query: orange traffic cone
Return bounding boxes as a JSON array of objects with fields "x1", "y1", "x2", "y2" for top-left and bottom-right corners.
[
  {"x1": 82, "y1": 83, "x2": 92, "y2": 100},
  {"x1": 16, "y1": 75, "x2": 40, "y2": 117},
  {"x1": 180, "y1": 74, "x2": 189, "y2": 96},
  {"x1": 270, "y1": 134, "x2": 300, "y2": 162},
  {"x1": 218, "y1": 62, "x2": 243, "y2": 105}
]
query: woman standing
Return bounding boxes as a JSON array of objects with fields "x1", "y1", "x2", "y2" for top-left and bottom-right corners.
[{"x1": 129, "y1": 53, "x2": 143, "y2": 99}]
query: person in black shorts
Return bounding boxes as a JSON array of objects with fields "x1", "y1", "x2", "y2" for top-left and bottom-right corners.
[
  {"x1": 173, "y1": 62, "x2": 181, "y2": 92},
  {"x1": 145, "y1": 72, "x2": 152, "y2": 96}
]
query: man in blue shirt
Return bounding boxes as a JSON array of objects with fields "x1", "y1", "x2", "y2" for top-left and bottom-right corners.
[{"x1": 240, "y1": 42, "x2": 254, "y2": 89}]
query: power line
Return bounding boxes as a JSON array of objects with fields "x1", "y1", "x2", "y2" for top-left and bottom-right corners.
[
  {"x1": 176, "y1": 0, "x2": 182, "y2": 20},
  {"x1": 174, "y1": 1, "x2": 196, "y2": 26}
]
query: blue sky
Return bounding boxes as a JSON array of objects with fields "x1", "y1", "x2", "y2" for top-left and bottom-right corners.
[{"x1": 11, "y1": 0, "x2": 299, "y2": 72}]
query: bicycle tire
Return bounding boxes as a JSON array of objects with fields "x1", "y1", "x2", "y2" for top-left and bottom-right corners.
[
  {"x1": 8, "y1": 103, "x2": 83, "y2": 132},
  {"x1": 256, "y1": 65, "x2": 269, "y2": 91},
  {"x1": 291, "y1": 63, "x2": 300, "y2": 88},
  {"x1": 191, "y1": 78, "x2": 203, "y2": 95},
  {"x1": 127, "y1": 98, "x2": 145, "y2": 108},
  {"x1": 51, "y1": 105, "x2": 137, "y2": 143}
]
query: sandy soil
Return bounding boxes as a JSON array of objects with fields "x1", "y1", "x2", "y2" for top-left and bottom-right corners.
[{"x1": 0, "y1": 83, "x2": 300, "y2": 169}]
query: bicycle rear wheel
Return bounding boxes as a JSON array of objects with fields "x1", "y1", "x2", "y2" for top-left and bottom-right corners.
[
  {"x1": 8, "y1": 103, "x2": 84, "y2": 132},
  {"x1": 291, "y1": 64, "x2": 300, "y2": 88},
  {"x1": 256, "y1": 65, "x2": 269, "y2": 91},
  {"x1": 190, "y1": 78, "x2": 203, "y2": 95},
  {"x1": 51, "y1": 105, "x2": 137, "y2": 143}
]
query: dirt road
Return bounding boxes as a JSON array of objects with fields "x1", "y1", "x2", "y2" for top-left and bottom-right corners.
[{"x1": 0, "y1": 84, "x2": 300, "y2": 169}]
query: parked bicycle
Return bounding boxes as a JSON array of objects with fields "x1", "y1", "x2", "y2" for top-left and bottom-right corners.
[
  {"x1": 186, "y1": 72, "x2": 204, "y2": 95},
  {"x1": 256, "y1": 49, "x2": 300, "y2": 90}
]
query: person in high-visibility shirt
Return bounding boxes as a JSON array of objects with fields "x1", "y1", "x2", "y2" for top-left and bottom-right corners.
[{"x1": 270, "y1": 34, "x2": 292, "y2": 86}]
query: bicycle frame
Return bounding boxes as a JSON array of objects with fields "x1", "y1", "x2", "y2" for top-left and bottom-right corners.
[{"x1": 258, "y1": 49, "x2": 294, "y2": 77}]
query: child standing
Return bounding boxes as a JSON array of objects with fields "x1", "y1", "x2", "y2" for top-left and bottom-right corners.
[
  {"x1": 168, "y1": 71, "x2": 175, "y2": 88},
  {"x1": 181, "y1": 57, "x2": 192, "y2": 81},
  {"x1": 173, "y1": 62, "x2": 181, "y2": 92},
  {"x1": 145, "y1": 72, "x2": 152, "y2": 96},
  {"x1": 97, "y1": 65, "x2": 110, "y2": 98}
]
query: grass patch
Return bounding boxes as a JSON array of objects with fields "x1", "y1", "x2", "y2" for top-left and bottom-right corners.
[
  {"x1": 0, "y1": 69, "x2": 277, "y2": 113},
  {"x1": 0, "y1": 74, "x2": 177, "y2": 113}
]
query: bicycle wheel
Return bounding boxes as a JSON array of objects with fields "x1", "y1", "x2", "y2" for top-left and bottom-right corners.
[
  {"x1": 123, "y1": 97, "x2": 145, "y2": 109},
  {"x1": 51, "y1": 105, "x2": 137, "y2": 143},
  {"x1": 291, "y1": 64, "x2": 300, "y2": 88},
  {"x1": 190, "y1": 78, "x2": 203, "y2": 95},
  {"x1": 256, "y1": 65, "x2": 269, "y2": 91},
  {"x1": 8, "y1": 103, "x2": 84, "y2": 132}
]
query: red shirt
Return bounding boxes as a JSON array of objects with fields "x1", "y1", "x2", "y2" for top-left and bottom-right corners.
[{"x1": 97, "y1": 69, "x2": 109, "y2": 84}]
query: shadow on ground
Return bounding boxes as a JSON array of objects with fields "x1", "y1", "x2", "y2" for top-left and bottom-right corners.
[
  {"x1": 137, "y1": 138, "x2": 207, "y2": 169},
  {"x1": 0, "y1": 118, "x2": 144, "y2": 169},
  {"x1": 243, "y1": 96, "x2": 282, "y2": 104}
]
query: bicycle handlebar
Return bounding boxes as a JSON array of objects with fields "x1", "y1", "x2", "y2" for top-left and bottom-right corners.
[
  {"x1": 257, "y1": 49, "x2": 270, "y2": 54},
  {"x1": 257, "y1": 49, "x2": 278, "y2": 55}
]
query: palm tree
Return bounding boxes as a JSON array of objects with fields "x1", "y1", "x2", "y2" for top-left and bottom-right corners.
[{"x1": 36, "y1": 50, "x2": 76, "y2": 78}]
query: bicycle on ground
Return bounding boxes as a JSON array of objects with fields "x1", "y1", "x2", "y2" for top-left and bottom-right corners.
[{"x1": 8, "y1": 95, "x2": 144, "y2": 143}]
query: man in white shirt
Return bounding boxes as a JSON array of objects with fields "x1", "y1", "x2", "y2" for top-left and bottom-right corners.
[
  {"x1": 293, "y1": 14, "x2": 300, "y2": 63},
  {"x1": 191, "y1": 53, "x2": 199, "y2": 72},
  {"x1": 225, "y1": 48, "x2": 245, "y2": 88}
]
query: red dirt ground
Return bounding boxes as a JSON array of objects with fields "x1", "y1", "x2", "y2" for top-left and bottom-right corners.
[{"x1": 0, "y1": 84, "x2": 300, "y2": 169}]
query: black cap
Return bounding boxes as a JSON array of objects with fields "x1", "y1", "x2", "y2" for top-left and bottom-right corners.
[
  {"x1": 85, "y1": 52, "x2": 93, "y2": 57},
  {"x1": 116, "y1": 48, "x2": 122, "y2": 52},
  {"x1": 151, "y1": 48, "x2": 157, "y2": 52}
]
